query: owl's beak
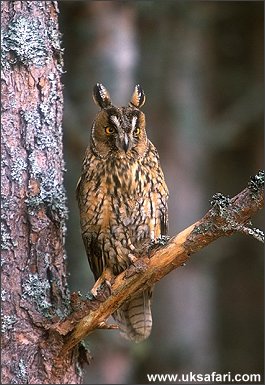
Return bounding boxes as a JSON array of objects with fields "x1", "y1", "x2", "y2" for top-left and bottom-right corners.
[{"x1": 122, "y1": 134, "x2": 130, "y2": 153}]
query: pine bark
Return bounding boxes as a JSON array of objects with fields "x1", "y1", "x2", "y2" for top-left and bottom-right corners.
[{"x1": 1, "y1": 1, "x2": 81, "y2": 383}]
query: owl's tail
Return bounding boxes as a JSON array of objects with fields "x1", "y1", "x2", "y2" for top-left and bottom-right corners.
[{"x1": 113, "y1": 288, "x2": 153, "y2": 342}]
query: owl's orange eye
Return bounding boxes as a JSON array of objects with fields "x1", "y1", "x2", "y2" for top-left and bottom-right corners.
[
  {"x1": 105, "y1": 127, "x2": 114, "y2": 135},
  {"x1": 133, "y1": 127, "x2": 141, "y2": 137}
]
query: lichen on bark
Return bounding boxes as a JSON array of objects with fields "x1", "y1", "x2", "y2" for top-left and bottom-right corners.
[{"x1": 1, "y1": 1, "x2": 82, "y2": 383}]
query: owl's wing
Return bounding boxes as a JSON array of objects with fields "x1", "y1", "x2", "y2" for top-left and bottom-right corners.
[
  {"x1": 81, "y1": 231, "x2": 104, "y2": 280},
  {"x1": 148, "y1": 141, "x2": 169, "y2": 238},
  {"x1": 76, "y1": 162, "x2": 104, "y2": 281}
]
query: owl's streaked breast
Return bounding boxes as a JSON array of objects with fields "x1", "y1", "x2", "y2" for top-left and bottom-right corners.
[{"x1": 77, "y1": 141, "x2": 167, "y2": 273}]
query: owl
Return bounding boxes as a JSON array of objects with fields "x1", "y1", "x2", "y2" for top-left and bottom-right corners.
[{"x1": 76, "y1": 83, "x2": 169, "y2": 342}]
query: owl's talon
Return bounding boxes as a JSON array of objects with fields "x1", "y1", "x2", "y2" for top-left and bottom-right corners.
[
  {"x1": 125, "y1": 258, "x2": 148, "y2": 278},
  {"x1": 90, "y1": 286, "x2": 99, "y2": 298},
  {"x1": 128, "y1": 253, "x2": 138, "y2": 264},
  {"x1": 90, "y1": 280, "x2": 112, "y2": 300},
  {"x1": 157, "y1": 235, "x2": 170, "y2": 245},
  {"x1": 128, "y1": 253, "x2": 148, "y2": 273},
  {"x1": 90, "y1": 268, "x2": 113, "y2": 299}
]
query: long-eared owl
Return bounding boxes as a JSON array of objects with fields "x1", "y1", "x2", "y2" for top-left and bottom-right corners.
[{"x1": 76, "y1": 83, "x2": 169, "y2": 342}]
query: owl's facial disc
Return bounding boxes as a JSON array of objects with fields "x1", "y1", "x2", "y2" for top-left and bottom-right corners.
[{"x1": 109, "y1": 113, "x2": 139, "y2": 154}]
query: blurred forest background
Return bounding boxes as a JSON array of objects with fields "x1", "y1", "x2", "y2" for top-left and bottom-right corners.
[{"x1": 59, "y1": 1, "x2": 263, "y2": 384}]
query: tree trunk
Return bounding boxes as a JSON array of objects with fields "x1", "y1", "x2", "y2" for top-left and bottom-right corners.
[{"x1": 1, "y1": 1, "x2": 82, "y2": 383}]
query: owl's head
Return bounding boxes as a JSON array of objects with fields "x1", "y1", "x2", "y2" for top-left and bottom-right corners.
[{"x1": 91, "y1": 83, "x2": 148, "y2": 159}]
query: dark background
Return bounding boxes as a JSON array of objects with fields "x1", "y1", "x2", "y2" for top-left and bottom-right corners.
[{"x1": 59, "y1": 2, "x2": 263, "y2": 383}]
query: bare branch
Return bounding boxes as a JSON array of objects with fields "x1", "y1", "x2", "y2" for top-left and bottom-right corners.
[
  {"x1": 57, "y1": 171, "x2": 264, "y2": 355},
  {"x1": 236, "y1": 225, "x2": 264, "y2": 243}
]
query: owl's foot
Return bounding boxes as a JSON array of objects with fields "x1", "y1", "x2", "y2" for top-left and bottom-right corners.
[
  {"x1": 157, "y1": 235, "x2": 170, "y2": 245},
  {"x1": 125, "y1": 254, "x2": 148, "y2": 278},
  {"x1": 128, "y1": 253, "x2": 137, "y2": 264},
  {"x1": 90, "y1": 267, "x2": 114, "y2": 300}
]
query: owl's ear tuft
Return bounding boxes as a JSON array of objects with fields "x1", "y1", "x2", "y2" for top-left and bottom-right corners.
[
  {"x1": 129, "y1": 84, "x2": 146, "y2": 108},
  {"x1": 93, "y1": 83, "x2": 112, "y2": 109}
]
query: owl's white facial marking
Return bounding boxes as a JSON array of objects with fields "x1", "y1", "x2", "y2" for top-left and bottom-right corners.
[
  {"x1": 131, "y1": 116, "x2": 137, "y2": 131},
  {"x1": 110, "y1": 114, "x2": 138, "y2": 133},
  {"x1": 110, "y1": 115, "x2": 120, "y2": 129}
]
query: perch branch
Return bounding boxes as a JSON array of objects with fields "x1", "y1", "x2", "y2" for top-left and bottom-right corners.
[{"x1": 58, "y1": 171, "x2": 264, "y2": 355}]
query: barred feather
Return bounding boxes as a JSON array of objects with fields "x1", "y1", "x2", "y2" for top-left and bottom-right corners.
[{"x1": 113, "y1": 289, "x2": 153, "y2": 342}]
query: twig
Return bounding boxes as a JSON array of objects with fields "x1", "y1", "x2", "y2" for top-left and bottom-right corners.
[{"x1": 237, "y1": 225, "x2": 264, "y2": 243}]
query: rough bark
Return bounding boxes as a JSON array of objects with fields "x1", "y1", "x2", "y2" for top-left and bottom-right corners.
[
  {"x1": 55, "y1": 172, "x2": 263, "y2": 354},
  {"x1": 1, "y1": 1, "x2": 82, "y2": 384}
]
